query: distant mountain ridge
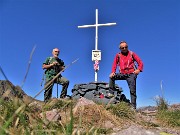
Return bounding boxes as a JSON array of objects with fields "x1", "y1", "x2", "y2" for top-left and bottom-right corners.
[{"x1": 0, "y1": 80, "x2": 43, "y2": 104}]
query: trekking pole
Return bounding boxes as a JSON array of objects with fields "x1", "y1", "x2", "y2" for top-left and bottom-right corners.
[
  {"x1": 32, "y1": 58, "x2": 79, "y2": 101},
  {"x1": 40, "y1": 73, "x2": 45, "y2": 86},
  {"x1": 56, "y1": 78, "x2": 58, "y2": 98}
]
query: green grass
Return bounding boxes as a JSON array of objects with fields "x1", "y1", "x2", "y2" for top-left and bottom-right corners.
[
  {"x1": 106, "y1": 102, "x2": 135, "y2": 120},
  {"x1": 155, "y1": 96, "x2": 180, "y2": 127},
  {"x1": 0, "y1": 98, "x2": 73, "y2": 134},
  {"x1": 157, "y1": 110, "x2": 180, "y2": 127},
  {"x1": 0, "y1": 96, "x2": 180, "y2": 135}
]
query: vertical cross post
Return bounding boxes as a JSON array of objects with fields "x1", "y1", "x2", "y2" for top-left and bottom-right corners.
[{"x1": 78, "y1": 9, "x2": 116, "y2": 82}]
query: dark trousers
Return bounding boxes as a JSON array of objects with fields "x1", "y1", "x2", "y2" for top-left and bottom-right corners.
[
  {"x1": 109, "y1": 73, "x2": 137, "y2": 109},
  {"x1": 44, "y1": 75, "x2": 69, "y2": 102}
]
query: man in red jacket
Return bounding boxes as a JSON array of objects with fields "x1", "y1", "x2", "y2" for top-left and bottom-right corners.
[{"x1": 109, "y1": 41, "x2": 143, "y2": 109}]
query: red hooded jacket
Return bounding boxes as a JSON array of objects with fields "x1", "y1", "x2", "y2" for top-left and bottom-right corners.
[{"x1": 111, "y1": 50, "x2": 143, "y2": 74}]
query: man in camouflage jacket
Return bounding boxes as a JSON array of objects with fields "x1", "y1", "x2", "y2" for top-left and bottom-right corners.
[{"x1": 42, "y1": 48, "x2": 69, "y2": 102}]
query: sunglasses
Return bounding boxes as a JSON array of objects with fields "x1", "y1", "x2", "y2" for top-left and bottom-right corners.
[
  {"x1": 54, "y1": 51, "x2": 59, "y2": 52},
  {"x1": 120, "y1": 46, "x2": 128, "y2": 49}
]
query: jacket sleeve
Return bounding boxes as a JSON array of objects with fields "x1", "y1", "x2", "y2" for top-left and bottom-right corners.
[
  {"x1": 132, "y1": 52, "x2": 144, "y2": 72},
  {"x1": 111, "y1": 54, "x2": 119, "y2": 73},
  {"x1": 43, "y1": 57, "x2": 50, "y2": 65}
]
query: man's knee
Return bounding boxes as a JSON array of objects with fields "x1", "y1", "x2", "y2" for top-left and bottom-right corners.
[
  {"x1": 62, "y1": 80, "x2": 69, "y2": 87},
  {"x1": 66, "y1": 80, "x2": 69, "y2": 85}
]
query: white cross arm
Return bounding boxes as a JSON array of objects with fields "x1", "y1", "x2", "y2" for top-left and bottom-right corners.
[{"x1": 78, "y1": 22, "x2": 116, "y2": 28}]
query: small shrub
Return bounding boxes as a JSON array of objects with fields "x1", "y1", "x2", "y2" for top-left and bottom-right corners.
[
  {"x1": 106, "y1": 102, "x2": 135, "y2": 119},
  {"x1": 155, "y1": 96, "x2": 168, "y2": 111}
]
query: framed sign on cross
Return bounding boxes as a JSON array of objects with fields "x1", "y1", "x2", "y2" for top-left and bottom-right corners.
[{"x1": 92, "y1": 50, "x2": 101, "y2": 61}]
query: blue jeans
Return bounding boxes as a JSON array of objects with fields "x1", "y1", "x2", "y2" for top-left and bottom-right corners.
[{"x1": 109, "y1": 73, "x2": 137, "y2": 109}]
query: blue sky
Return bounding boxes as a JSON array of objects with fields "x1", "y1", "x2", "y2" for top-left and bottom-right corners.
[{"x1": 0, "y1": 0, "x2": 179, "y2": 107}]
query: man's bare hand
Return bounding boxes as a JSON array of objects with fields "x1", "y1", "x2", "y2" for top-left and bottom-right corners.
[
  {"x1": 133, "y1": 69, "x2": 140, "y2": 75},
  {"x1": 109, "y1": 72, "x2": 115, "y2": 78},
  {"x1": 52, "y1": 61, "x2": 58, "y2": 66},
  {"x1": 60, "y1": 66, "x2": 65, "y2": 71}
]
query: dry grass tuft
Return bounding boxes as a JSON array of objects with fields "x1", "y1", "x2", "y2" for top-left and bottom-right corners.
[{"x1": 73, "y1": 104, "x2": 126, "y2": 130}]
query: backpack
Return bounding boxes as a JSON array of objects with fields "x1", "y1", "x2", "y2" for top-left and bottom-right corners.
[{"x1": 41, "y1": 57, "x2": 52, "y2": 86}]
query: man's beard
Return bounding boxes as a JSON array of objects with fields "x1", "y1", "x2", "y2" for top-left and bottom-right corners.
[
  {"x1": 54, "y1": 54, "x2": 59, "y2": 58},
  {"x1": 121, "y1": 50, "x2": 128, "y2": 55}
]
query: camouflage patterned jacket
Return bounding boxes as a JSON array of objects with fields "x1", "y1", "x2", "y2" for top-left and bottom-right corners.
[{"x1": 43, "y1": 57, "x2": 65, "y2": 81}]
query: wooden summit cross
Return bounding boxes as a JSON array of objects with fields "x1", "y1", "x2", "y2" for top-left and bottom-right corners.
[{"x1": 78, "y1": 9, "x2": 116, "y2": 82}]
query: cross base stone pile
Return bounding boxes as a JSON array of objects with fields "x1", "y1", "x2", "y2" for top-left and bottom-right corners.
[{"x1": 71, "y1": 82, "x2": 130, "y2": 104}]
